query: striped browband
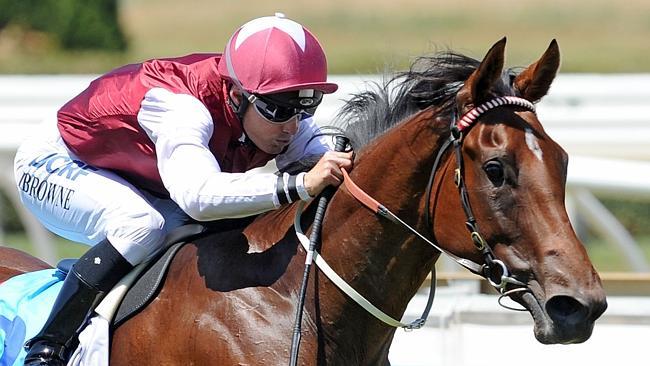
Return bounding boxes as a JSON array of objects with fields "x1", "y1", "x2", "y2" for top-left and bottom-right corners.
[{"x1": 455, "y1": 96, "x2": 536, "y2": 132}]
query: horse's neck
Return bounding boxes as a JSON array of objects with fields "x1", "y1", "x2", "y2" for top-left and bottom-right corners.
[
  {"x1": 164, "y1": 109, "x2": 448, "y2": 364},
  {"x1": 318, "y1": 109, "x2": 445, "y2": 361}
]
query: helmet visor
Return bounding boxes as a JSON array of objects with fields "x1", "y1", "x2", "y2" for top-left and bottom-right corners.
[{"x1": 250, "y1": 92, "x2": 320, "y2": 124}]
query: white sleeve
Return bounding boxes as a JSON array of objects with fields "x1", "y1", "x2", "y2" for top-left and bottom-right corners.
[
  {"x1": 275, "y1": 116, "x2": 333, "y2": 171},
  {"x1": 137, "y1": 87, "x2": 302, "y2": 221}
]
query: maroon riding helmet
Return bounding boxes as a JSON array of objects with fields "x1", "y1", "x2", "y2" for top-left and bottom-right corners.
[{"x1": 218, "y1": 14, "x2": 338, "y2": 121}]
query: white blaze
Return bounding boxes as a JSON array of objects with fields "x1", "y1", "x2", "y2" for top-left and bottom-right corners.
[{"x1": 525, "y1": 127, "x2": 543, "y2": 161}]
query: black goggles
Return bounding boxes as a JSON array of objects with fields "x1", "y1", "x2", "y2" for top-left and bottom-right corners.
[{"x1": 246, "y1": 91, "x2": 323, "y2": 124}]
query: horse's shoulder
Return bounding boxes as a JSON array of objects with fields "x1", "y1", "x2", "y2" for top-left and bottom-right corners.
[{"x1": 243, "y1": 203, "x2": 302, "y2": 251}]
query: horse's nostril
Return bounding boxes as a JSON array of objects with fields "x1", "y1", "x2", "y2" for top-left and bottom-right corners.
[{"x1": 545, "y1": 295, "x2": 589, "y2": 325}]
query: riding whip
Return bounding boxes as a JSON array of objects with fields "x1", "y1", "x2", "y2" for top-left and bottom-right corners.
[{"x1": 289, "y1": 135, "x2": 349, "y2": 366}]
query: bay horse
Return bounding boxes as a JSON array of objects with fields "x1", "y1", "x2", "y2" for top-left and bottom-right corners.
[{"x1": 1, "y1": 38, "x2": 606, "y2": 365}]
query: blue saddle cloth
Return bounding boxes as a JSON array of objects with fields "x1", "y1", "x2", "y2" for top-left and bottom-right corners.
[{"x1": 0, "y1": 269, "x2": 64, "y2": 366}]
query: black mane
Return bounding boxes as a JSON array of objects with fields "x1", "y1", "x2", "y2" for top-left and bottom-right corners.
[
  {"x1": 280, "y1": 50, "x2": 518, "y2": 175},
  {"x1": 334, "y1": 51, "x2": 517, "y2": 150}
]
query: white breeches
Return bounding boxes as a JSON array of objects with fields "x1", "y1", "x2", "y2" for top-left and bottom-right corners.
[{"x1": 13, "y1": 119, "x2": 189, "y2": 265}]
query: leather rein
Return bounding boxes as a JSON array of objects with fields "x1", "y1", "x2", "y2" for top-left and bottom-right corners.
[{"x1": 294, "y1": 96, "x2": 537, "y2": 330}]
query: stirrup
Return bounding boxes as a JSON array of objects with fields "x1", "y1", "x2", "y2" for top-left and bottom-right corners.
[{"x1": 23, "y1": 339, "x2": 67, "y2": 366}]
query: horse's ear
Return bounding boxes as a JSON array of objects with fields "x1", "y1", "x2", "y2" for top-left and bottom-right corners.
[
  {"x1": 514, "y1": 39, "x2": 560, "y2": 103},
  {"x1": 457, "y1": 37, "x2": 507, "y2": 112}
]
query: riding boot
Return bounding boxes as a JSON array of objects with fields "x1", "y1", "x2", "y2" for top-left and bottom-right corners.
[{"x1": 23, "y1": 239, "x2": 134, "y2": 366}]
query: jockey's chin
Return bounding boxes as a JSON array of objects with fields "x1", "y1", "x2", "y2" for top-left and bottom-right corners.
[
  {"x1": 270, "y1": 138, "x2": 292, "y2": 153},
  {"x1": 250, "y1": 134, "x2": 294, "y2": 155},
  {"x1": 242, "y1": 106, "x2": 298, "y2": 155}
]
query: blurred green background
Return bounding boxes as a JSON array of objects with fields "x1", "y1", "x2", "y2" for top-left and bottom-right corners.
[
  {"x1": 1, "y1": 0, "x2": 650, "y2": 74},
  {"x1": 0, "y1": 0, "x2": 649, "y2": 271}
]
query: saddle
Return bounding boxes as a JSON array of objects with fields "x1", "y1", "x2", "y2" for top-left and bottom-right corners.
[{"x1": 56, "y1": 223, "x2": 209, "y2": 327}]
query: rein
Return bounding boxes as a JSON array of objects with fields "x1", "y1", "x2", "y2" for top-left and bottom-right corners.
[{"x1": 293, "y1": 96, "x2": 536, "y2": 331}]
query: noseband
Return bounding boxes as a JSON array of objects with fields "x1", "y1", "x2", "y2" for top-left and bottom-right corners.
[{"x1": 293, "y1": 96, "x2": 537, "y2": 330}]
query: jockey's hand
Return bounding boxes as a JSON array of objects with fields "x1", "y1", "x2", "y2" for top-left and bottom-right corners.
[{"x1": 303, "y1": 151, "x2": 354, "y2": 197}]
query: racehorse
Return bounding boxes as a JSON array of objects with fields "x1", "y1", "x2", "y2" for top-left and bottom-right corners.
[{"x1": 0, "y1": 38, "x2": 607, "y2": 365}]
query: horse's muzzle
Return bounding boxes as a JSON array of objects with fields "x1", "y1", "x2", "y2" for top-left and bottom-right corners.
[{"x1": 523, "y1": 291, "x2": 607, "y2": 344}]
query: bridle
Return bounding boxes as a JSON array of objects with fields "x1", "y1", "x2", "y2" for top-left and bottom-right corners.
[
  {"x1": 426, "y1": 96, "x2": 537, "y2": 289},
  {"x1": 293, "y1": 95, "x2": 537, "y2": 330}
]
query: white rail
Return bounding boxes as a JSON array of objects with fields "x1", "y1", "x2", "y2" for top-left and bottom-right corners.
[
  {"x1": 389, "y1": 289, "x2": 650, "y2": 366},
  {"x1": 2, "y1": 74, "x2": 650, "y2": 158}
]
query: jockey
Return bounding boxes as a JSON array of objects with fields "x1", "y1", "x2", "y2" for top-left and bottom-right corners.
[{"x1": 14, "y1": 13, "x2": 353, "y2": 365}]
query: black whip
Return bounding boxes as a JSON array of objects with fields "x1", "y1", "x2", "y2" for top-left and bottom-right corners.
[{"x1": 289, "y1": 135, "x2": 349, "y2": 366}]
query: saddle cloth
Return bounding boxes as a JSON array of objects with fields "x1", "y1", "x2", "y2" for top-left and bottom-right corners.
[{"x1": 0, "y1": 224, "x2": 208, "y2": 366}]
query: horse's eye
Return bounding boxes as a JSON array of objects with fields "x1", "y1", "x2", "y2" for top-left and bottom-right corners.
[{"x1": 484, "y1": 160, "x2": 505, "y2": 187}]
